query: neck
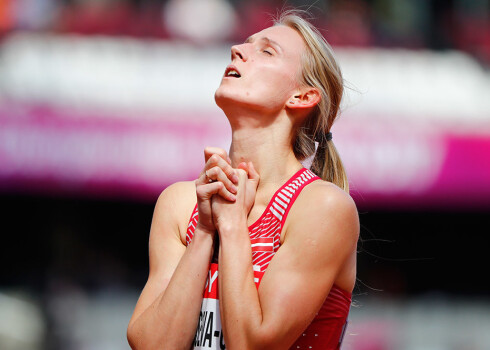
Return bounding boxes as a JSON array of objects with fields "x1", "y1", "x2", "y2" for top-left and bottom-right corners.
[{"x1": 227, "y1": 111, "x2": 303, "y2": 191}]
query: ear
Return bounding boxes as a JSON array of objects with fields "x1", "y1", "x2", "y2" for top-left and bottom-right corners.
[{"x1": 286, "y1": 87, "x2": 321, "y2": 110}]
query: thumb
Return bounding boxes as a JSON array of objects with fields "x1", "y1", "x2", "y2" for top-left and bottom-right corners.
[
  {"x1": 247, "y1": 162, "x2": 260, "y2": 188},
  {"x1": 204, "y1": 147, "x2": 230, "y2": 164}
]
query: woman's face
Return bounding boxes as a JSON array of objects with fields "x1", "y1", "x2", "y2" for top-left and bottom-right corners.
[{"x1": 215, "y1": 25, "x2": 306, "y2": 115}]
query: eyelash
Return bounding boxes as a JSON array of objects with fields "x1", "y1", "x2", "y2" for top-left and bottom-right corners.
[{"x1": 263, "y1": 49, "x2": 273, "y2": 56}]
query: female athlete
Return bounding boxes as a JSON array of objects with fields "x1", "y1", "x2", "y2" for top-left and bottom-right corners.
[{"x1": 127, "y1": 10, "x2": 359, "y2": 350}]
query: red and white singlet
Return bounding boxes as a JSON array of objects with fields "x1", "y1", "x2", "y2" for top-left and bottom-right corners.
[{"x1": 186, "y1": 168, "x2": 351, "y2": 350}]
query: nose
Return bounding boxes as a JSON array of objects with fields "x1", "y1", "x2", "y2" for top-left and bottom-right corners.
[{"x1": 231, "y1": 44, "x2": 247, "y2": 62}]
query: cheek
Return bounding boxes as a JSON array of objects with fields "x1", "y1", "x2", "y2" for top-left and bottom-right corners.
[{"x1": 260, "y1": 69, "x2": 297, "y2": 101}]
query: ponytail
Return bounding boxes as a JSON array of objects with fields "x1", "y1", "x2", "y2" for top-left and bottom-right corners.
[
  {"x1": 311, "y1": 138, "x2": 349, "y2": 193},
  {"x1": 277, "y1": 10, "x2": 349, "y2": 193}
]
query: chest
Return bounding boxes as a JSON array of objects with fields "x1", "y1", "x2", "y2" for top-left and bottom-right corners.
[{"x1": 186, "y1": 204, "x2": 284, "y2": 277}]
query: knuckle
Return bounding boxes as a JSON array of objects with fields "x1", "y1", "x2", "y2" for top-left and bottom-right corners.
[
  {"x1": 196, "y1": 187, "x2": 204, "y2": 197},
  {"x1": 216, "y1": 167, "x2": 226, "y2": 177},
  {"x1": 216, "y1": 148, "x2": 226, "y2": 157},
  {"x1": 237, "y1": 168, "x2": 247, "y2": 177}
]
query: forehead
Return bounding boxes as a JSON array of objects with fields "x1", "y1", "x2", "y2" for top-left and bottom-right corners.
[{"x1": 251, "y1": 25, "x2": 306, "y2": 56}]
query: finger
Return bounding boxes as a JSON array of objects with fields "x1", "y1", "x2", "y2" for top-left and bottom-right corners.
[
  {"x1": 247, "y1": 162, "x2": 260, "y2": 183},
  {"x1": 197, "y1": 171, "x2": 213, "y2": 185},
  {"x1": 206, "y1": 166, "x2": 238, "y2": 194},
  {"x1": 206, "y1": 154, "x2": 239, "y2": 184},
  {"x1": 196, "y1": 181, "x2": 235, "y2": 201},
  {"x1": 236, "y1": 168, "x2": 249, "y2": 184},
  {"x1": 204, "y1": 147, "x2": 230, "y2": 164},
  {"x1": 237, "y1": 162, "x2": 248, "y2": 172},
  {"x1": 217, "y1": 182, "x2": 237, "y2": 202}
]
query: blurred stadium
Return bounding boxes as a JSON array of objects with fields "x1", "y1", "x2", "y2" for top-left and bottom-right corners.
[{"x1": 0, "y1": 0, "x2": 489, "y2": 349}]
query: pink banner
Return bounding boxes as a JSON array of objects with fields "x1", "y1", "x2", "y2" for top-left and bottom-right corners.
[
  {"x1": 1, "y1": 104, "x2": 489, "y2": 208},
  {"x1": 334, "y1": 119, "x2": 490, "y2": 209},
  {"x1": 347, "y1": 134, "x2": 490, "y2": 209},
  {"x1": 0, "y1": 104, "x2": 230, "y2": 200}
]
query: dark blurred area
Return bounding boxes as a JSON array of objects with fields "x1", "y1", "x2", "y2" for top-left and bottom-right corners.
[
  {"x1": 2, "y1": 194, "x2": 488, "y2": 295},
  {"x1": 0, "y1": 0, "x2": 489, "y2": 349}
]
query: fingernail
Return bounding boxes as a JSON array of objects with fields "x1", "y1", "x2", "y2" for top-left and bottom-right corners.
[
  {"x1": 231, "y1": 184, "x2": 238, "y2": 193},
  {"x1": 229, "y1": 194, "x2": 236, "y2": 201},
  {"x1": 231, "y1": 174, "x2": 239, "y2": 184}
]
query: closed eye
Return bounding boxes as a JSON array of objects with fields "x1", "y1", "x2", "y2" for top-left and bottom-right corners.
[{"x1": 263, "y1": 49, "x2": 273, "y2": 56}]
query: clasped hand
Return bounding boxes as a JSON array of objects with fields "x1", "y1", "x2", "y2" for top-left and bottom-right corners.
[{"x1": 195, "y1": 147, "x2": 259, "y2": 235}]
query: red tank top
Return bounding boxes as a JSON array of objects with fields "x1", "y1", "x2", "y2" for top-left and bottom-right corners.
[{"x1": 187, "y1": 168, "x2": 351, "y2": 350}]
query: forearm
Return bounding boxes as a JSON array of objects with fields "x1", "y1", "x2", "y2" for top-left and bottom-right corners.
[
  {"x1": 218, "y1": 222, "x2": 266, "y2": 349},
  {"x1": 129, "y1": 229, "x2": 214, "y2": 350}
]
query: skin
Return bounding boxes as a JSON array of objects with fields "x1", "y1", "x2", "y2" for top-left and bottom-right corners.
[{"x1": 127, "y1": 25, "x2": 359, "y2": 350}]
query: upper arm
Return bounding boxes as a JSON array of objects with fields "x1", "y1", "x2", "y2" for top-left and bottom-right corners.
[
  {"x1": 255, "y1": 183, "x2": 359, "y2": 347},
  {"x1": 128, "y1": 181, "x2": 195, "y2": 329}
]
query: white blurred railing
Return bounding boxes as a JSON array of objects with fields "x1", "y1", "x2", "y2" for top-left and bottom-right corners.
[{"x1": 1, "y1": 33, "x2": 489, "y2": 124}]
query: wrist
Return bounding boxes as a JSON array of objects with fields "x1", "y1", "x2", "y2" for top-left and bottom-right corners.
[
  {"x1": 193, "y1": 226, "x2": 216, "y2": 246},
  {"x1": 217, "y1": 217, "x2": 248, "y2": 238},
  {"x1": 195, "y1": 222, "x2": 216, "y2": 236}
]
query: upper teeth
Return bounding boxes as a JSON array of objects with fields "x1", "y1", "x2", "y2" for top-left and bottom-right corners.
[{"x1": 227, "y1": 70, "x2": 239, "y2": 77}]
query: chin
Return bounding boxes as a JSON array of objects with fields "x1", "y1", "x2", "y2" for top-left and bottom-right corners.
[
  {"x1": 214, "y1": 88, "x2": 248, "y2": 111},
  {"x1": 214, "y1": 86, "x2": 280, "y2": 116}
]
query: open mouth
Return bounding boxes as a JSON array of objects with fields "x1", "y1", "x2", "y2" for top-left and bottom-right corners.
[{"x1": 225, "y1": 66, "x2": 241, "y2": 78}]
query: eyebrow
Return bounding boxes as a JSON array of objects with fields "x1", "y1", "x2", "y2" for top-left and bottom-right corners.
[{"x1": 244, "y1": 36, "x2": 283, "y2": 53}]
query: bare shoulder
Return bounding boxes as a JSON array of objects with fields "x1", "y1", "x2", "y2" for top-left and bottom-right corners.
[
  {"x1": 284, "y1": 179, "x2": 359, "y2": 244},
  {"x1": 157, "y1": 180, "x2": 195, "y2": 203},
  {"x1": 153, "y1": 181, "x2": 197, "y2": 242},
  {"x1": 302, "y1": 180, "x2": 358, "y2": 218},
  {"x1": 155, "y1": 181, "x2": 196, "y2": 213}
]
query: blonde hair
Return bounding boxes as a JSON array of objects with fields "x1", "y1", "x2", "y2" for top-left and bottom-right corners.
[{"x1": 274, "y1": 10, "x2": 349, "y2": 193}]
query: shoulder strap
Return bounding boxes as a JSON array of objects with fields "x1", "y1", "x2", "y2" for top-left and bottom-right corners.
[
  {"x1": 270, "y1": 168, "x2": 320, "y2": 226},
  {"x1": 186, "y1": 204, "x2": 199, "y2": 246},
  {"x1": 186, "y1": 169, "x2": 320, "y2": 244}
]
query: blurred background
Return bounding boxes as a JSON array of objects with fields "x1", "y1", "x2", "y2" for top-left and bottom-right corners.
[{"x1": 0, "y1": 0, "x2": 489, "y2": 349}]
